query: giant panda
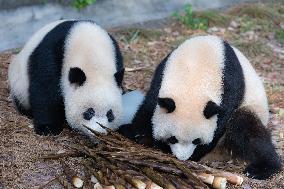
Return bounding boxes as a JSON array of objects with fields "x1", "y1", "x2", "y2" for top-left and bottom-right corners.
[
  {"x1": 8, "y1": 20, "x2": 125, "y2": 136},
  {"x1": 118, "y1": 35, "x2": 282, "y2": 179}
]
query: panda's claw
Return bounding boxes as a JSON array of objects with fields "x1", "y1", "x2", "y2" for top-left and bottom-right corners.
[{"x1": 244, "y1": 162, "x2": 281, "y2": 180}]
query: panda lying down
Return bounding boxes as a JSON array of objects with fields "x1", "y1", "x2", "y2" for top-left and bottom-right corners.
[
  {"x1": 8, "y1": 20, "x2": 125, "y2": 136},
  {"x1": 118, "y1": 35, "x2": 282, "y2": 180}
]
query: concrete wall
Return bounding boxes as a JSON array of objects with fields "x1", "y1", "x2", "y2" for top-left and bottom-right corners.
[
  {"x1": 0, "y1": 0, "x2": 256, "y2": 52},
  {"x1": 0, "y1": 0, "x2": 73, "y2": 9}
]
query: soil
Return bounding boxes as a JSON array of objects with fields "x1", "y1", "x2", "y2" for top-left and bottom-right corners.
[{"x1": 1, "y1": 2, "x2": 284, "y2": 189}]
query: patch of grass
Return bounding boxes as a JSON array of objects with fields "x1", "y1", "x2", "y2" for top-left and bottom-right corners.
[
  {"x1": 117, "y1": 28, "x2": 162, "y2": 45},
  {"x1": 73, "y1": 0, "x2": 96, "y2": 10},
  {"x1": 138, "y1": 29, "x2": 162, "y2": 40},
  {"x1": 229, "y1": 4, "x2": 273, "y2": 19},
  {"x1": 173, "y1": 4, "x2": 208, "y2": 30},
  {"x1": 228, "y1": 3, "x2": 284, "y2": 24},
  {"x1": 170, "y1": 36, "x2": 188, "y2": 48},
  {"x1": 233, "y1": 40, "x2": 271, "y2": 58},
  {"x1": 275, "y1": 29, "x2": 284, "y2": 44},
  {"x1": 12, "y1": 48, "x2": 22, "y2": 54},
  {"x1": 275, "y1": 5, "x2": 284, "y2": 14},
  {"x1": 117, "y1": 29, "x2": 141, "y2": 45},
  {"x1": 236, "y1": 15, "x2": 275, "y2": 34},
  {"x1": 239, "y1": 17, "x2": 256, "y2": 33},
  {"x1": 193, "y1": 10, "x2": 231, "y2": 27}
]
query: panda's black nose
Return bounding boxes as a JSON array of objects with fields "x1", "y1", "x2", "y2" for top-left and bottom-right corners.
[
  {"x1": 83, "y1": 108, "x2": 95, "y2": 120},
  {"x1": 106, "y1": 109, "x2": 114, "y2": 122},
  {"x1": 166, "y1": 136, "x2": 178, "y2": 144}
]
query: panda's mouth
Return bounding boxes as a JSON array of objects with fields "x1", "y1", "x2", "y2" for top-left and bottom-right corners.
[
  {"x1": 170, "y1": 143, "x2": 196, "y2": 160},
  {"x1": 83, "y1": 117, "x2": 108, "y2": 134}
]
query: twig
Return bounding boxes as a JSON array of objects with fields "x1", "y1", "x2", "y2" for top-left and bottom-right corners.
[
  {"x1": 41, "y1": 124, "x2": 244, "y2": 189},
  {"x1": 40, "y1": 151, "x2": 83, "y2": 160}
]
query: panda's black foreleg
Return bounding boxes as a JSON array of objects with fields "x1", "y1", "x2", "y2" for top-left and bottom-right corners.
[
  {"x1": 224, "y1": 108, "x2": 282, "y2": 180},
  {"x1": 29, "y1": 85, "x2": 65, "y2": 136},
  {"x1": 31, "y1": 100, "x2": 65, "y2": 136}
]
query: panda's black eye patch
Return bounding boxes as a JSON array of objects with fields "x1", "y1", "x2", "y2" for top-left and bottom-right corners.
[
  {"x1": 69, "y1": 67, "x2": 86, "y2": 86},
  {"x1": 106, "y1": 109, "x2": 114, "y2": 122},
  {"x1": 166, "y1": 136, "x2": 178, "y2": 144},
  {"x1": 192, "y1": 138, "x2": 202, "y2": 145},
  {"x1": 158, "y1": 97, "x2": 176, "y2": 113},
  {"x1": 203, "y1": 101, "x2": 224, "y2": 119}
]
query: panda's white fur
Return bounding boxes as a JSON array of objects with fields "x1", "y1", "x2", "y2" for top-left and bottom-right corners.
[
  {"x1": 8, "y1": 20, "x2": 124, "y2": 135},
  {"x1": 61, "y1": 22, "x2": 123, "y2": 133},
  {"x1": 8, "y1": 20, "x2": 65, "y2": 109},
  {"x1": 152, "y1": 36, "x2": 269, "y2": 160},
  {"x1": 152, "y1": 36, "x2": 226, "y2": 159},
  {"x1": 232, "y1": 47, "x2": 269, "y2": 125}
]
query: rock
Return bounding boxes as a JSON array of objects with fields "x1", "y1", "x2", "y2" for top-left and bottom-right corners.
[
  {"x1": 172, "y1": 31, "x2": 179, "y2": 36},
  {"x1": 279, "y1": 132, "x2": 284, "y2": 139},
  {"x1": 164, "y1": 28, "x2": 172, "y2": 33},
  {"x1": 241, "y1": 31, "x2": 257, "y2": 41},
  {"x1": 72, "y1": 176, "x2": 84, "y2": 188},
  {"x1": 230, "y1": 20, "x2": 240, "y2": 28},
  {"x1": 219, "y1": 28, "x2": 226, "y2": 34},
  {"x1": 94, "y1": 183, "x2": 103, "y2": 189},
  {"x1": 228, "y1": 26, "x2": 235, "y2": 31},
  {"x1": 208, "y1": 26, "x2": 219, "y2": 33},
  {"x1": 91, "y1": 175, "x2": 98, "y2": 183}
]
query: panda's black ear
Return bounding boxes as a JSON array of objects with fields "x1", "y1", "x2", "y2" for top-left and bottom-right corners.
[
  {"x1": 114, "y1": 68, "x2": 124, "y2": 87},
  {"x1": 158, "y1": 97, "x2": 176, "y2": 113},
  {"x1": 69, "y1": 67, "x2": 86, "y2": 86},
  {"x1": 204, "y1": 101, "x2": 224, "y2": 119}
]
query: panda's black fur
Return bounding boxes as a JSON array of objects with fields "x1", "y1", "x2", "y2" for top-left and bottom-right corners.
[
  {"x1": 9, "y1": 20, "x2": 124, "y2": 136},
  {"x1": 118, "y1": 36, "x2": 282, "y2": 179}
]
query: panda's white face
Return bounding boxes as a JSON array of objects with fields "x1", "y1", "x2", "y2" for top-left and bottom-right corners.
[
  {"x1": 62, "y1": 66, "x2": 123, "y2": 135},
  {"x1": 152, "y1": 36, "x2": 225, "y2": 160},
  {"x1": 152, "y1": 98, "x2": 219, "y2": 160},
  {"x1": 60, "y1": 22, "x2": 123, "y2": 134}
]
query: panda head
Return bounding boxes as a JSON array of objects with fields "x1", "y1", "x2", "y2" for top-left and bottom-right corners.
[
  {"x1": 61, "y1": 21, "x2": 124, "y2": 135},
  {"x1": 152, "y1": 36, "x2": 225, "y2": 160},
  {"x1": 152, "y1": 97, "x2": 224, "y2": 160},
  {"x1": 64, "y1": 66, "x2": 124, "y2": 134}
]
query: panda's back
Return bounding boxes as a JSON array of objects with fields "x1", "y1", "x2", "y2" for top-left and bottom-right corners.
[
  {"x1": 8, "y1": 20, "x2": 67, "y2": 109},
  {"x1": 232, "y1": 47, "x2": 269, "y2": 126}
]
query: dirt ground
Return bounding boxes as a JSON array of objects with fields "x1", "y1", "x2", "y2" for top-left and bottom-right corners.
[{"x1": 1, "y1": 2, "x2": 284, "y2": 189}]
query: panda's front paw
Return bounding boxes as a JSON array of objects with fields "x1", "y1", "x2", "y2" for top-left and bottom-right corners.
[
  {"x1": 34, "y1": 124, "x2": 62, "y2": 136},
  {"x1": 244, "y1": 162, "x2": 282, "y2": 180}
]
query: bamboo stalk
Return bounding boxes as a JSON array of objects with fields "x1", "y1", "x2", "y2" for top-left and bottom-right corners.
[{"x1": 40, "y1": 124, "x2": 244, "y2": 189}]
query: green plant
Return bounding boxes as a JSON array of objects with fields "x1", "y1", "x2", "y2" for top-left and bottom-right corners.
[
  {"x1": 173, "y1": 4, "x2": 208, "y2": 30},
  {"x1": 73, "y1": 0, "x2": 96, "y2": 10},
  {"x1": 239, "y1": 18, "x2": 255, "y2": 33},
  {"x1": 120, "y1": 29, "x2": 141, "y2": 45},
  {"x1": 275, "y1": 29, "x2": 284, "y2": 44},
  {"x1": 193, "y1": 10, "x2": 230, "y2": 27}
]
